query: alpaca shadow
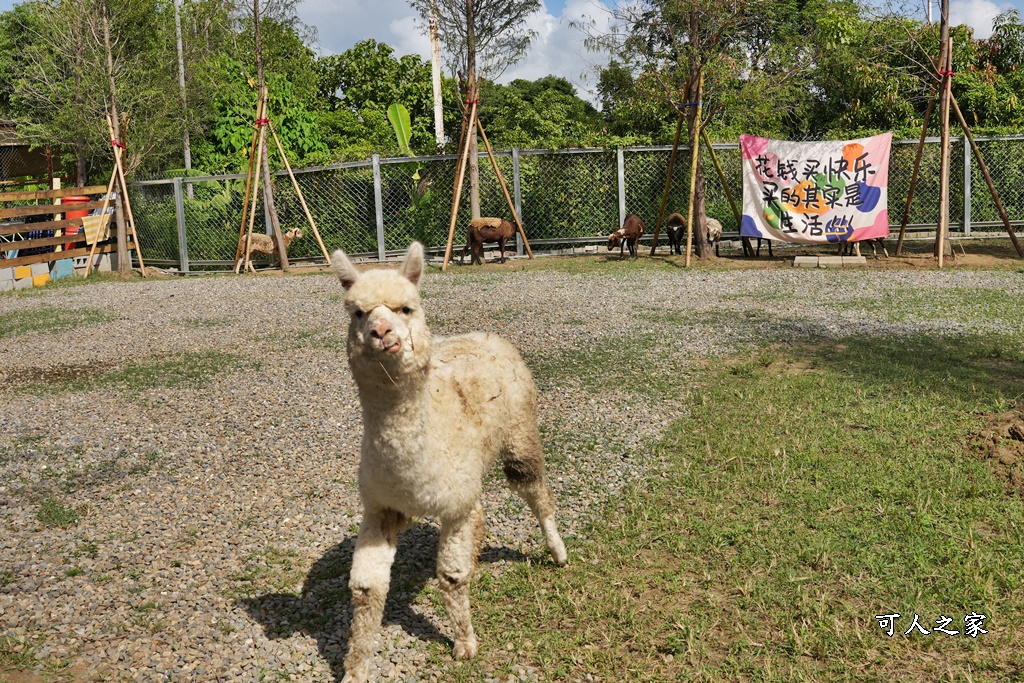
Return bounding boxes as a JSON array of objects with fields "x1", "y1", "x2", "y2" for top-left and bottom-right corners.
[{"x1": 239, "y1": 522, "x2": 530, "y2": 682}]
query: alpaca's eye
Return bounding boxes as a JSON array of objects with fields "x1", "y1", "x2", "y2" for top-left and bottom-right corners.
[
  {"x1": 402, "y1": 306, "x2": 411, "y2": 315},
  {"x1": 354, "y1": 310, "x2": 364, "y2": 319}
]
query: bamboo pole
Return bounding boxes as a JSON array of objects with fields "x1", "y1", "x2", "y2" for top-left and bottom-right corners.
[
  {"x1": 83, "y1": 165, "x2": 119, "y2": 277},
  {"x1": 949, "y1": 94, "x2": 1023, "y2": 257},
  {"x1": 684, "y1": 72, "x2": 705, "y2": 268},
  {"x1": 895, "y1": 88, "x2": 938, "y2": 256},
  {"x1": 233, "y1": 91, "x2": 265, "y2": 269},
  {"x1": 268, "y1": 120, "x2": 332, "y2": 264},
  {"x1": 237, "y1": 99, "x2": 268, "y2": 274},
  {"x1": 649, "y1": 112, "x2": 685, "y2": 256},
  {"x1": 700, "y1": 127, "x2": 742, "y2": 235},
  {"x1": 476, "y1": 117, "x2": 533, "y2": 259},
  {"x1": 936, "y1": 0, "x2": 952, "y2": 267},
  {"x1": 106, "y1": 114, "x2": 146, "y2": 277},
  {"x1": 442, "y1": 96, "x2": 478, "y2": 272}
]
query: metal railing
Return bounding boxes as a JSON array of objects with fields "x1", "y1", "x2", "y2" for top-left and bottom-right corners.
[{"x1": 126, "y1": 135, "x2": 1024, "y2": 272}]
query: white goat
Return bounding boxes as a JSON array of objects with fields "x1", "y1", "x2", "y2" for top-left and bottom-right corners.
[{"x1": 330, "y1": 242, "x2": 567, "y2": 683}]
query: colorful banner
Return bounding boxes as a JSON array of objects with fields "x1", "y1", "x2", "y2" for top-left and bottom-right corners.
[{"x1": 740, "y1": 133, "x2": 892, "y2": 245}]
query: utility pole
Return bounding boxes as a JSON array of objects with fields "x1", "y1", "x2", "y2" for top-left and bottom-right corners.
[
  {"x1": 430, "y1": 2, "x2": 445, "y2": 152},
  {"x1": 173, "y1": 0, "x2": 193, "y2": 198}
]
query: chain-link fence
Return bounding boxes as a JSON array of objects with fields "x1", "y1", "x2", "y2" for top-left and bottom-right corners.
[{"x1": 127, "y1": 135, "x2": 1024, "y2": 272}]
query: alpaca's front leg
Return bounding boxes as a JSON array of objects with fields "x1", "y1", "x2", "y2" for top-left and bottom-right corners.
[
  {"x1": 343, "y1": 508, "x2": 403, "y2": 683},
  {"x1": 437, "y1": 505, "x2": 485, "y2": 659}
]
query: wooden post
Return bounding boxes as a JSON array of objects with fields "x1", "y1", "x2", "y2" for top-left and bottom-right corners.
[
  {"x1": 476, "y1": 117, "x2": 533, "y2": 258},
  {"x1": 895, "y1": 89, "x2": 937, "y2": 256},
  {"x1": 684, "y1": 72, "x2": 705, "y2": 268},
  {"x1": 936, "y1": 0, "x2": 952, "y2": 267},
  {"x1": 442, "y1": 96, "x2": 478, "y2": 271},
  {"x1": 268, "y1": 120, "x2": 332, "y2": 264},
  {"x1": 949, "y1": 94, "x2": 1024, "y2": 257},
  {"x1": 649, "y1": 112, "x2": 685, "y2": 256},
  {"x1": 233, "y1": 91, "x2": 265, "y2": 270}
]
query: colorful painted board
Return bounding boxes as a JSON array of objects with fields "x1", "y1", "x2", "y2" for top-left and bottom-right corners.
[{"x1": 740, "y1": 133, "x2": 892, "y2": 245}]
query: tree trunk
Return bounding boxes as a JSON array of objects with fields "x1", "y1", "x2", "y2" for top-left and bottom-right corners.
[
  {"x1": 101, "y1": 0, "x2": 129, "y2": 273},
  {"x1": 466, "y1": 0, "x2": 480, "y2": 219},
  {"x1": 253, "y1": 0, "x2": 289, "y2": 270},
  {"x1": 686, "y1": 7, "x2": 710, "y2": 260}
]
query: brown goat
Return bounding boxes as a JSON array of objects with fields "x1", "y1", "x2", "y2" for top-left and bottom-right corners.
[
  {"x1": 666, "y1": 212, "x2": 686, "y2": 255},
  {"x1": 459, "y1": 217, "x2": 515, "y2": 265},
  {"x1": 608, "y1": 214, "x2": 645, "y2": 259},
  {"x1": 238, "y1": 228, "x2": 303, "y2": 271}
]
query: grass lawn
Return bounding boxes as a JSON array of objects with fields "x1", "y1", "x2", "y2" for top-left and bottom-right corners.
[{"x1": 448, "y1": 333, "x2": 1024, "y2": 681}]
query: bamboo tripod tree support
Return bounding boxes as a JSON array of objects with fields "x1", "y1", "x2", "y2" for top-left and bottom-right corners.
[
  {"x1": 683, "y1": 72, "x2": 705, "y2": 268},
  {"x1": 232, "y1": 87, "x2": 332, "y2": 274},
  {"x1": 86, "y1": 113, "x2": 147, "y2": 277},
  {"x1": 895, "y1": 3, "x2": 1023, "y2": 262},
  {"x1": 442, "y1": 88, "x2": 533, "y2": 272}
]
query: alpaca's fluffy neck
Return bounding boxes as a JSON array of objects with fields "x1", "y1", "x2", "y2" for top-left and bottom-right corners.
[{"x1": 350, "y1": 346, "x2": 432, "y2": 460}]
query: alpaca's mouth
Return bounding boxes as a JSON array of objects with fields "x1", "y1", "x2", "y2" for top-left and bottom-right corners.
[{"x1": 381, "y1": 339, "x2": 402, "y2": 354}]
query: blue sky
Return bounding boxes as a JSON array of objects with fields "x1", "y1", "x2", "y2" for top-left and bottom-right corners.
[{"x1": 1, "y1": 0, "x2": 1022, "y2": 101}]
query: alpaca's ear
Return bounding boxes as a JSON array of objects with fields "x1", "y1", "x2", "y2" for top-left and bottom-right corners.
[
  {"x1": 401, "y1": 242, "x2": 425, "y2": 287},
  {"x1": 331, "y1": 249, "x2": 360, "y2": 290}
]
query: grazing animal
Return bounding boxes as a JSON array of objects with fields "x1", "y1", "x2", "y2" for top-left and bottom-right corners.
[
  {"x1": 756, "y1": 237, "x2": 774, "y2": 257},
  {"x1": 608, "y1": 214, "x2": 645, "y2": 259},
  {"x1": 459, "y1": 217, "x2": 515, "y2": 265},
  {"x1": 330, "y1": 243, "x2": 567, "y2": 683},
  {"x1": 838, "y1": 238, "x2": 888, "y2": 258},
  {"x1": 705, "y1": 217, "x2": 723, "y2": 257},
  {"x1": 666, "y1": 212, "x2": 686, "y2": 255},
  {"x1": 238, "y1": 228, "x2": 303, "y2": 270}
]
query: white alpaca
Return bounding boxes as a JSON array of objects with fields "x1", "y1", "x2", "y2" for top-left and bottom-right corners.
[{"x1": 331, "y1": 242, "x2": 567, "y2": 683}]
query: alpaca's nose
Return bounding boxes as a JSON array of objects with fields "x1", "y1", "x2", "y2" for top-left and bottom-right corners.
[{"x1": 370, "y1": 318, "x2": 392, "y2": 339}]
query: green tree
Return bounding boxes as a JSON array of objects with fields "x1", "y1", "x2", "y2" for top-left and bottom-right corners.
[
  {"x1": 315, "y1": 39, "x2": 459, "y2": 157},
  {"x1": 478, "y1": 75, "x2": 604, "y2": 148}
]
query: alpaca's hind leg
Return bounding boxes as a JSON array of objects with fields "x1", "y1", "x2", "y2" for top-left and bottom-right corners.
[
  {"x1": 343, "y1": 508, "x2": 403, "y2": 683},
  {"x1": 502, "y1": 430, "x2": 568, "y2": 566},
  {"x1": 437, "y1": 504, "x2": 485, "y2": 659}
]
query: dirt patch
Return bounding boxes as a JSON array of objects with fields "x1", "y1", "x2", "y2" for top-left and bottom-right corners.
[
  {"x1": 972, "y1": 403, "x2": 1024, "y2": 493},
  {"x1": 0, "y1": 361, "x2": 117, "y2": 386}
]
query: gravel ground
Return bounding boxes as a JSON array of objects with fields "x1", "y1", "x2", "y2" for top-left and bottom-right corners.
[{"x1": 1, "y1": 261, "x2": 1023, "y2": 682}]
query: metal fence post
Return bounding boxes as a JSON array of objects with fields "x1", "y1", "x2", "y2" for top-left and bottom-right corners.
[
  {"x1": 963, "y1": 136, "x2": 972, "y2": 236},
  {"x1": 617, "y1": 147, "x2": 626, "y2": 229},
  {"x1": 372, "y1": 154, "x2": 386, "y2": 261},
  {"x1": 512, "y1": 148, "x2": 524, "y2": 255},
  {"x1": 173, "y1": 177, "x2": 190, "y2": 274}
]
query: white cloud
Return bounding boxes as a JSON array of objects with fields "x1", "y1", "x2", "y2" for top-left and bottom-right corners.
[
  {"x1": 300, "y1": 0, "x2": 615, "y2": 104},
  {"x1": 946, "y1": 0, "x2": 1016, "y2": 38}
]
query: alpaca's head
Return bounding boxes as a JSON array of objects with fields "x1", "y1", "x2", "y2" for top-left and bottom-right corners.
[
  {"x1": 284, "y1": 228, "x2": 303, "y2": 244},
  {"x1": 331, "y1": 242, "x2": 431, "y2": 376}
]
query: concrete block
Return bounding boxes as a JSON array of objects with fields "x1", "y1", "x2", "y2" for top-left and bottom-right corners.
[
  {"x1": 14, "y1": 276, "x2": 32, "y2": 290},
  {"x1": 14, "y1": 265, "x2": 32, "y2": 280},
  {"x1": 817, "y1": 256, "x2": 844, "y2": 268},
  {"x1": 842, "y1": 256, "x2": 867, "y2": 267},
  {"x1": 30, "y1": 262, "x2": 48, "y2": 276},
  {"x1": 793, "y1": 256, "x2": 818, "y2": 268},
  {"x1": 96, "y1": 254, "x2": 113, "y2": 272},
  {"x1": 32, "y1": 272, "x2": 50, "y2": 287},
  {"x1": 0, "y1": 279, "x2": 12, "y2": 291},
  {"x1": 51, "y1": 258, "x2": 75, "y2": 280},
  {"x1": 0, "y1": 266, "x2": 13, "y2": 282}
]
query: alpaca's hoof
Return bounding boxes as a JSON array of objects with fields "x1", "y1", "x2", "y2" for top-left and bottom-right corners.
[{"x1": 453, "y1": 635, "x2": 478, "y2": 659}]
